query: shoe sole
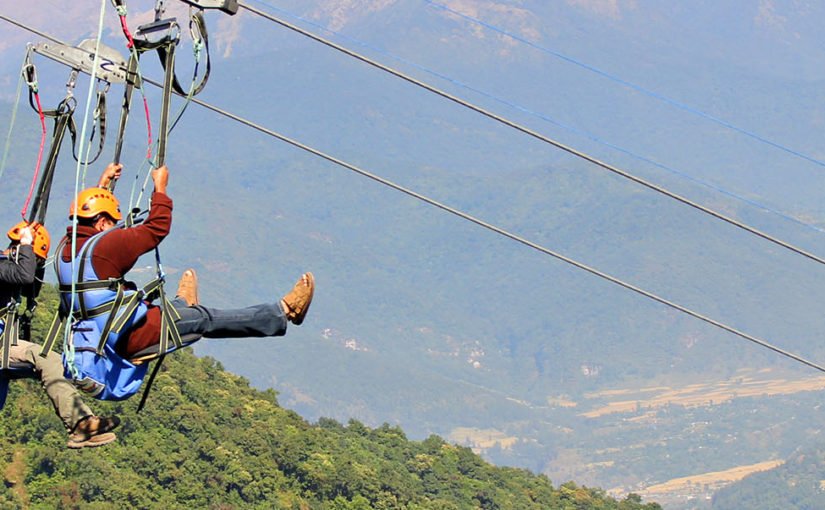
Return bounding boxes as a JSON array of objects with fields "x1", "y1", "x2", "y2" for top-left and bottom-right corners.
[{"x1": 67, "y1": 432, "x2": 117, "y2": 449}]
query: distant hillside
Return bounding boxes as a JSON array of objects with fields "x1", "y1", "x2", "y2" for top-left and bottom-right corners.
[
  {"x1": 711, "y1": 443, "x2": 825, "y2": 510},
  {"x1": 0, "y1": 288, "x2": 661, "y2": 509}
]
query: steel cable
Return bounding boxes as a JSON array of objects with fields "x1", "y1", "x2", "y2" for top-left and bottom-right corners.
[{"x1": 2, "y1": 13, "x2": 824, "y2": 373}]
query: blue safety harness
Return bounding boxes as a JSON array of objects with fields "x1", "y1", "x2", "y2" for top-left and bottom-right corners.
[
  {"x1": 49, "y1": 228, "x2": 151, "y2": 400},
  {"x1": 41, "y1": 225, "x2": 190, "y2": 404}
]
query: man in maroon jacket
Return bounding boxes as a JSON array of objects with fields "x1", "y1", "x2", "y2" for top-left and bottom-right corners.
[{"x1": 61, "y1": 163, "x2": 314, "y2": 362}]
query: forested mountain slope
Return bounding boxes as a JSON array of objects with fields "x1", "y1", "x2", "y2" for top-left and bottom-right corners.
[
  {"x1": 0, "y1": 288, "x2": 661, "y2": 509},
  {"x1": 711, "y1": 443, "x2": 825, "y2": 510}
]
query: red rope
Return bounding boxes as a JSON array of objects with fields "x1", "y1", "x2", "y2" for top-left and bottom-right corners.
[
  {"x1": 118, "y1": 11, "x2": 152, "y2": 160},
  {"x1": 142, "y1": 96, "x2": 152, "y2": 160},
  {"x1": 119, "y1": 14, "x2": 134, "y2": 48},
  {"x1": 20, "y1": 93, "x2": 47, "y2": 220}
]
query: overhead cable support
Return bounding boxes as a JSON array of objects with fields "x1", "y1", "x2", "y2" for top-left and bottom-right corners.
[
  {"x1": 3, "y1": 14, "x2": 825, "y2": 374},
  {"x1": 235, "y1": 2, "x2": 825, "y2": 270}
]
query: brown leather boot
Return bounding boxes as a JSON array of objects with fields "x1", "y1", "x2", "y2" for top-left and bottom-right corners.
[
  {"x1": 67, "y1": 415, "x2": 120, "y2": 449},
  {"x1": 281, "y1": 272, "x2": 314, "y2": 325},
  {"x1": 175, "y1": 269, "x2": 199, "y2": 306}
]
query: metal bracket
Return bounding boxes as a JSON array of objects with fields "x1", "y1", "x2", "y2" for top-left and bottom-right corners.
[
  {"x1": 32, "y1": 40, "x2": 128, "y2": 84},
  {"x1": 137, "y1": 18, "x2": 179, "y2": 36},
  {"x1": 155, "y1": 0, "x2": 168, "y2": 18},
  {"x1": 138, "y1": 0, "x2": 178, "y2": 36},
  {"x1": 178, "y1": 0, "x2": 238, "y2": 15}
]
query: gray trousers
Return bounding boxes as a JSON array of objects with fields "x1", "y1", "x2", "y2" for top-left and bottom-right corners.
[{"x1": 9, "y1": 340, "x2": 93, "y2": 432}]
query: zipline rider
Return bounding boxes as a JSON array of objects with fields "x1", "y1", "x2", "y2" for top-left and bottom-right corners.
[
  {"x1": 55, "y1": 163, "x2": 314, "y2": 400},
  {"x1": 2, "y1": 221, "x2": 120, "y2": 447}
]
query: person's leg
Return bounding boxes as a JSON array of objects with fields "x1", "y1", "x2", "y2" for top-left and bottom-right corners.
[
  {"x1": 170, "y1": 271, "x2": 313, "y2": 339},
  {"x1": 9, "y1": 340, "x2": 119, "y2": 448},
  {"x1": 172, "y1": 299, "x2": 288, "y2": 339},
  {"x1": 9, "y1": 340, "x2": 93, "y2": 432}
]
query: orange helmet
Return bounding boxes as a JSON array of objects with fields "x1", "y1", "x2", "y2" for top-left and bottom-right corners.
[
  {"x1": 7, "y1": 221, "x2": 50, "y2": 259},
  {"x1": 70, "y1": 187, "x2": 122, "y2": 221}
]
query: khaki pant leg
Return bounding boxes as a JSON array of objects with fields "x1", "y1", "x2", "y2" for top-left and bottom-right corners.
[{"x1": 8, "y1": 340, "x2": 93, "y2": 432}]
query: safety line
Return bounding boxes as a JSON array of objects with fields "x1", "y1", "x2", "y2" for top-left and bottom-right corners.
[
  {"x1": 0, "y1": 52, "x2": 28, "y2": 187},
  {"x1": 3, "y1": 14, "x2": 825, "y2": 374},
  {"x1": 235, "y1": 3, "x2": 825, "y2": 270},
  {"x1": 19, "y1": 90, "x2": 46, "y2": 220},
  {"x1": 247, "y1": 0, "x2": 825, "y2": 238},
  {"x1": 65, "y1": 0, "x2": 108, "y2": 379},
  {"x1": 17, "y1": 45, "x2": 48, "y2": 221},
  {"x1": 422, "y1": 0, "x2": 825, "y2": 171},
  {"x1": 117, "y1": 3, "x2": 154, "y2": 164}
]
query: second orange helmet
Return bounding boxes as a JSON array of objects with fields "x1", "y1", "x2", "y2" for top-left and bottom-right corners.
[{"x1": 7, "y1": 221, "x2": 50, "y2": 259}]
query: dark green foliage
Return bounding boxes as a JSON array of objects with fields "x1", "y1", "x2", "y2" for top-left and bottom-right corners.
[{"x1": 0, "y1": 286, "x2": 660, "y2": 509}]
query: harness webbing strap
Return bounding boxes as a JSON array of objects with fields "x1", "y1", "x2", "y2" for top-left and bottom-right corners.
[
  {"x1": 96, "y1": 285, "x2": 126, "y2": 355},
  {"x1": 155, "y1": 40, "x2": 176, "y2": 168},
  {"x1": 75, "y1": 232, "x2": 99, "y2": 320},
  {"x1": 0, "y1": 305, "x2": 16, "y2": 370},
  {"x1": 69, "y1": 88, "x2": 106, "y2": 165},
  {"x1": 137, "y1": 352, "x2": 165, "y2": 412},
  {"x1": 158, "y1": 296, "x2": 183, "y2": 356},
  {"x1": 39, "y1": 307, "x2": 65, "y2": 357},
  {"x1": 157, "y1": 11, "x2": 211, "y2": 97},
  {"x1": 27, "y1": 105, "x2": 73, "y2": 225},
  {"x1": 111, "y1": 53, "x2": 139, "y2": 173},
  {"x1": 69, "y1": 299, "x2": 121, "y2": 320},
  {"x1": 58, "y1": 279, "x2": 119, "y2": 293},
  {"x1": 40, "y1": 239, "x2": 69, "y2": 358},
  {"x1": 187, "y1": 11, "x2": 211, "y2": 96},
  {"x1": 104, "y1": 285, "x2": 146, "y2": 338}
]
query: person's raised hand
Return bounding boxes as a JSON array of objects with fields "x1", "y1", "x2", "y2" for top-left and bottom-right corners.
[
  {"x1": 152, "y1": 165, "x2": 169, "y2": 194},
  {"x1": 18, "y1": 227, "x2": 33, "y2": 246},
  {"x1": 98, "y1": 162, "x2": 123, "y2": 188}
]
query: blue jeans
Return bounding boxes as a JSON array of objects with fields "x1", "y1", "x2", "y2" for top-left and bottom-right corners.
[{"x1": 170, "y1": 298, "x2": 288, "y2": 340}]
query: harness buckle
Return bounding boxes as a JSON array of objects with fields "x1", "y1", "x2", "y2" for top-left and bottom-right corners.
[
  {"x1": 22, "y1": 63, "x2": 37, "y2": 91},
  {"x1": 65, "y1": 69, "x2": 78, "y2": 98}
]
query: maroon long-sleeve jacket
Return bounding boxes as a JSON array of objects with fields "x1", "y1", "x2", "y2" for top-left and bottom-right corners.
[{"x1": 61, "y1": 191, "x2": 173, "y2": 358}]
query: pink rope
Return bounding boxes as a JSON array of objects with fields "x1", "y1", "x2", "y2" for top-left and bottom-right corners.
[
  {"x1": 119, "y1": 14, "x2": 135, "y2": 48},
  {"x1": 142, "y1": 96, "x2": 152, "y2": 159},
  {"x1": 118, "y1": 12, "x2": 152, "y2": 159},
  {"x1": 20, "y1": 93, "x2": 47, "y2": 220}
]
